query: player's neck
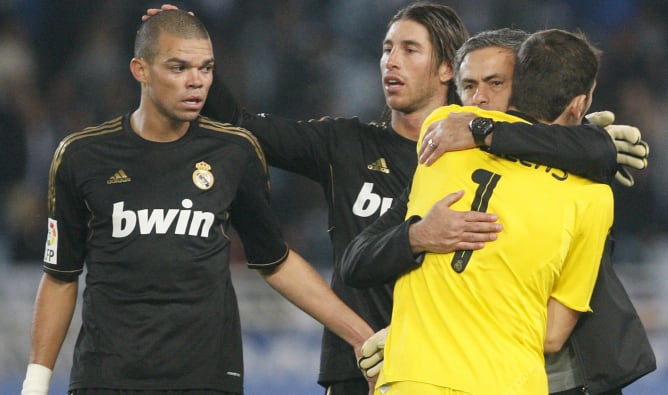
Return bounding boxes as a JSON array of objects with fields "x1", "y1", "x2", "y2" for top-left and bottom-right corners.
[
  {"x1": 130, "y1": 108, "x2": 190, "y2": 143},
  {"x1": 390, "y1": 108, "x2": 431, "y2": 142}
]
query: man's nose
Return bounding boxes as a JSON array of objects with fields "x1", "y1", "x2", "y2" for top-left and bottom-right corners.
[
  {"x1": 384, "y1": 48, "x2": 401, "y2": 70},
  {"x1": 473, "y1": 87, "x2": 488, "y2": 105},
  {"x1": 187, "y1": 69, "x2": 204, "y2": 88}
]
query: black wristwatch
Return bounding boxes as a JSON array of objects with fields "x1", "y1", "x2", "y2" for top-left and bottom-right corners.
[{"x1": 469, "y1": 117, "x2": 494, "y2": 147}]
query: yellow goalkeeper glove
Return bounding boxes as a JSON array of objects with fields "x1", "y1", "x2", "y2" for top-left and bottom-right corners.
[
  {"x1": 586, "y1": 111, "x2": 649, "y2": 187},
  {"x1": 357, "y1": 326, "x2": 388, "y2": 380}
]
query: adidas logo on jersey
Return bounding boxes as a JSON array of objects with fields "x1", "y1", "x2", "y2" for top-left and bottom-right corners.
[
  {"x1": 112, "y1": 199, "x2": 215, "y2": 238},
  {"x1": 107, "y1": 170, "x2": 131, "y2": 184},
  {"x1": 367, "y1": 158, "x2": 390, "y2": 174}
]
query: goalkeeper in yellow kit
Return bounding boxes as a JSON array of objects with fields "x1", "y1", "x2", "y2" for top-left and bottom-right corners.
[{"x1": 377, "y1": 29, "x2": 613, "y2": 395}]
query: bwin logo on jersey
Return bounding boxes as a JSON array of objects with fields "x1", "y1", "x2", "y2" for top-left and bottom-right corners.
[
  {"x1": 112, "y1": 199, "x2": 215, "y2": 238},
  {"x1": 352, "y1": 182, "x2": 393, "y2": 217}
]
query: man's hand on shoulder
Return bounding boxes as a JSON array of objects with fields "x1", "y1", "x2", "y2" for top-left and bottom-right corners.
[{"x1": 418, "y1": 112, "x2": 478, "y2": 166}]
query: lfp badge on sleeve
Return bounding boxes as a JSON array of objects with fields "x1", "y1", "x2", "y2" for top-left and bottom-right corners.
[{"x1": 44, "y1": 218, "x2": 58, "y2": 264}]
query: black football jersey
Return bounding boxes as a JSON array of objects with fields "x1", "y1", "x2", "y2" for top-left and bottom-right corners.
[
  {"x1": 237, "y1": 113, "x2": 416, "y2": 384},
  {"x1": 44, "y1": 115, "x2": 288, "y2": 392}
]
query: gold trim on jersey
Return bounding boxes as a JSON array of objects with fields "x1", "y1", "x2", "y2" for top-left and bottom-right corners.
[
  {"x1": 199, "y1": 117, "x2": 268, "y2": 172},
  {"x1": 48, "y1": 117, "x2": 124, "y2": 215},
  {"x1": 247, "y1": 242, "x2": 290, "y2": 269},
  {"x1": 41, "y1": 265, "x2": 84, "y2": 276},
  {"x1": 328, "y1": 164, "x2": 336, "y2": 230}
]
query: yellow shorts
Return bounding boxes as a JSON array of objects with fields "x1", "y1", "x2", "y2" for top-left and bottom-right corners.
[{"x1": 375, "y1": 381, "x2": 471, "y2": 395}]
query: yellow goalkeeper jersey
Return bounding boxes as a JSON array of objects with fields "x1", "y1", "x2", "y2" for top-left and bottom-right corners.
[{"x1": 379, "y1": 105, "x2": 613, "y2": 394}]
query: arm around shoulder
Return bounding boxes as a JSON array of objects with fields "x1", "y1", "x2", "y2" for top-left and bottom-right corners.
[{"x1": 489, "y1": 122, "x2": 617, "y2": 184}]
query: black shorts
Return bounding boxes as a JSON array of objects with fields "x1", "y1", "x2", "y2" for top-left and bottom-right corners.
[
  {"x1": 325, "y1": 378, "x2": 369, "y2": 395},
  {"x1": 551, "y1": 388, "x2": 622, "y2": 395},
  {"x1": 70, "y1": 390, "x2": 237, "y2": 395}
]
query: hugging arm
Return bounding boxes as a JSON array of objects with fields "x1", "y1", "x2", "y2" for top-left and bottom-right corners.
[
  {"x1": 418, "y1": 112, "x2": 643, "y2": 185},
  {"x1": 341, "y1": 188, "x2": 419, "y2": 288},
  {"x1": 489, "y1": 121, "x2": 617, "y2": 184},
  {"x1": 341, "y1": 187, "x2": 501, "y2": 288}
]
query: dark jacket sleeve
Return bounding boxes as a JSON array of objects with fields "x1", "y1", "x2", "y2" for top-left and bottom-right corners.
[
  {"x1": 201, "y1": 77, "x2": 244, "y2": 126},
  {"x1": 341, "y1": 187, "x2": 424, "y2": 288},
  {"x1": 489, "y1": 122, "x2": 617, "y2": 184}
]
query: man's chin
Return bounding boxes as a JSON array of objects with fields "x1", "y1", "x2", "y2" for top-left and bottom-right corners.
[
  {"x1": 388, "y1": 104, "x2": 416, "y2": 114},
  {"x1": 385, "y1": 96, "x2": 416, "y2": 113},
  {"x1": 178, "y1": 110, "x2": 202, "y2": 122}
]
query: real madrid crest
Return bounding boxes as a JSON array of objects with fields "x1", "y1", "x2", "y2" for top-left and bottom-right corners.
[{"x1": 192, "y1": 161, "x2": 214, "y2": 190}]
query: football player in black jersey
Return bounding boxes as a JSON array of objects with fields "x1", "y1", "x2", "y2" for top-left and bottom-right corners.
[{"x1": 21, "y1": 9, "x2": 375, "y2": 395}]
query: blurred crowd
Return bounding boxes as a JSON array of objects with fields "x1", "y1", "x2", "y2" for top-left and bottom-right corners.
[{"x1": 0, "y1": 0, "x2": 666, "y2": 266}]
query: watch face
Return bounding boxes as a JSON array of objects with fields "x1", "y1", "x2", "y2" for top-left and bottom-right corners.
[
  {"x1": 470, "y1": 117, "x2": 493, "y2": 147},
  {"x1": 472, "y1": 117, "x2": 493, "y2": 135}
]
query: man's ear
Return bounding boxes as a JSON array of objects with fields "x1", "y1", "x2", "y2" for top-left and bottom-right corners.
[
  {"x1": 438, "y1": 61, "x2": 454, "y2": 84},
  {"x1": 567, "y1": 94, "x2": 588, "y2": 121},
  {"x1": 130, "y1": 58, "x2": 147, "y2": 83}
]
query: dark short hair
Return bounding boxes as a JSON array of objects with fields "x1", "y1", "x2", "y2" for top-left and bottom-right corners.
[
  {"x1": 453, "y1": 28, "x2": 529, "y2": 92},
  {"x1": 509, "y1": 29, "x2": 601, "y2": 122},
  {"x1": 134, "y1": 9, "x2": 210, "y2": 63},
  {"x1": 388, "y1": 1, "x2": 469, "y2": 105}
]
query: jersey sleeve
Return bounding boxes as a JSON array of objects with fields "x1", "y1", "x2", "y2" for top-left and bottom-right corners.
[
  {"x1": 551, "y1": 183, "x2": 614, "y2": 312},
  {"x1": 43, "y1": 141, "x2": 87, "y2": 282},
  {"x1": 201, "y1": 77, "x2": 334, "y2": 182},
  {"x1": 237, "y1": 113, "x2": 337, "y2": 183},
  {"x1": 230, "y1": 143, "x2": 289, "y2": 270},
  {"x1": 201, "y1": 77, "x2": 243, "y2": 126},
  {"x1": 489, "y1": 122, "x2": 617, "y2": 184}
]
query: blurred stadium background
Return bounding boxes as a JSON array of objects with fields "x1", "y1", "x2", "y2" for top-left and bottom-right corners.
[{"x1": 0, "y1": 0, "x2": 666, "y2": 394}]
